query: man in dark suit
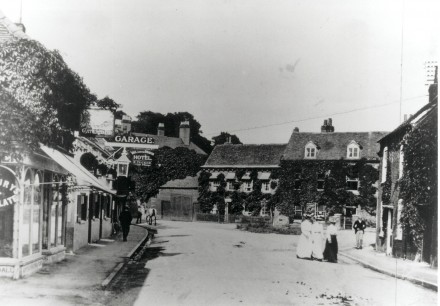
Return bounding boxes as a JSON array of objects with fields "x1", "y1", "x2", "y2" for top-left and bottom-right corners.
[
  {"x1": 119, "y1": 206, "x2": 133, "y2": 241},
  {"x1": 353, "y1": 217, "x2": 367, "y2": 249}
]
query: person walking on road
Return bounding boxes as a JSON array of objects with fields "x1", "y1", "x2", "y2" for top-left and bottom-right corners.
[
  {"x1": 353, "y1": 217, "x2": 367, "y2": 249},
  {"x1": 119, "y1": 206, "x2": 133, "y2": 242},
  {"x1": 136, "y1": 203, "x2": 143, "y2": 224},
  {"x1": 296, "y1": 214, "x2": 313, "y2": 259},
  {"x1": 323, "y1": 217, "x2": 338, "y2": 263}
]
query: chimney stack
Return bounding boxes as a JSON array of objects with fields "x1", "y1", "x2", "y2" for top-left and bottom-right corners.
[
  {"x1": 321, "y1": 118, "x2": 335, "y2": 133},
  {"x1": 157, "y1": 123, "x2": 165, "y2": 136},
  {"x1": 179, "y1": 121, "x2": 190, "y2": 146}
]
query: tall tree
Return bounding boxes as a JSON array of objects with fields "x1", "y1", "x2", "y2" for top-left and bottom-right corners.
[
  {"x1": 212, "y1": 132, "x2": 242, "y2": 146},
  {"x1": 0, "y1": 39, "x2": 96, "y2": 154}
]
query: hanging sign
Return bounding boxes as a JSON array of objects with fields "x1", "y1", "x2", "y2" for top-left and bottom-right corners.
[
  {"x1": 80, "y1": 108, "x2": 115, "y2": 137},
  {"x1": 131, "y1": 151, "x2": 154, "y2": 167},
  {"x1": 0, "y1": 166, "x2": 19, "y2": 207}
]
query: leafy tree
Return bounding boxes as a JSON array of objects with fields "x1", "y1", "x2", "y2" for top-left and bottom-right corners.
[
  {"x1": 95, "y1": 96, "x2": 119, "y2": 113},
  {"x1": 132, "y1": 111, "x2": 212, "y2": 154},
  {"x1": 212, "y1": 132, "x2": 242, "y2": 146},
  {"x1": 131, "y1": 146, "x2": 207, "y2": 201},
  {"x1": 0, "y1": 39, "x2": 95, "y2": 155}
]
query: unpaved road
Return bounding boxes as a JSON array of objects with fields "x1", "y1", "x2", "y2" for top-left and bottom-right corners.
[{"x1": 109, "y1": 221, "x2": 437, "y2": 306}]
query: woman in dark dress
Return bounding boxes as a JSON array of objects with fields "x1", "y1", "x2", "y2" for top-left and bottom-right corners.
[{"x1": 324, "y1": 217, "x2": 338, "y2": 263}]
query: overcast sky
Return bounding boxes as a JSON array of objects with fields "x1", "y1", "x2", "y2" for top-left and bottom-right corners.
[{"x1": 1, "y1": 0, "x2": 438, "y2": 144}]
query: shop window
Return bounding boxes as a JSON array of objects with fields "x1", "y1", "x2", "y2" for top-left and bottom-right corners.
[
  {"x1": 0, "y1": 166, "x2": 17, "y2": 258},
  {"x1": 22, "y1": 169, "x2": 33, "y2": 257},
  {"x1": 77, "y1": 194, "x2": 87, "y2": 221},
  {"x1": 94, "y1": 194, "x2": 100, "y2": 219},
  {"x1": 346, "y1": 176, "x2": 359, "y2": 191},
  {"x1": 50, "y1": 175, "x2": 64, "y2": 247},
  {"x1": 105, "y1": 196, "x2": 111, "y2": 218},
  {"x1": 32, "y1": 172, "x2": 42, "y2": 254}
]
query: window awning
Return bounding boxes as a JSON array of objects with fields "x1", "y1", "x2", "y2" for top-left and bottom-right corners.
[
  {"x1": 40, "y1": 144, "x2": 115, "y2": 195},
  {"x1": 258, "y1": 172, "x2": 271, "y2": 180},
  {"x1": 209, "y1": 172, "x2": 220, "y2": 180},
  {"x1": 225, "y1": 172, "x2": 236, "y2": 180},
  {"x1": 241, "y1": 172, "x2": 251, "y2": 180}
]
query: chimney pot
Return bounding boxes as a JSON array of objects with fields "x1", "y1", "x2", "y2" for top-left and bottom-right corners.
[
  {"x1": 157, "y1": 123, "x2": 165, "y2": 136},
  {"x1": 323, "y1": 119, "x2": 328, "y2": 126},
  {"x1": 179, "y1": 121, "x2": 190, "y2": 145},
  {"x1": 328, "y1": 118, "x2": 332, "y2": 126}
]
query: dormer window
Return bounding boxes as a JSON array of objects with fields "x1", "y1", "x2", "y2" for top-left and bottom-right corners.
[
  {"x1": 305, "y1": 141, "x2": 318, "y2": 159},
  {"x1": 347, "y1": 141, "x2": 361, "y2": 159}
]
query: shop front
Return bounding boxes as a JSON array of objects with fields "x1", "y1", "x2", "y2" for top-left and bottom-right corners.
[{"x1": 0, "y1": 150, "x2": 68, "y2": 279}]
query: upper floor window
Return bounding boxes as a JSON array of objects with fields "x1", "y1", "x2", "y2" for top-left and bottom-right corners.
[
  {"x1": 262, "y1": 182, "x2": 270, "y2": 192},
  {"x1": 305, "y1": 141, "x2": 318, "y2": 159},
  {"x1": 381, "y1": 147, "x2": 388, "y2": 183},
  {"x1": 227, "y1": 181, "x2": 236, "y2": 191},
  {"x1": 317, "y1": 173, "x2": 325, "y2": 190},
  {"x1": 346, "y1": 175, "x2": 359, "y2": 191},
  {"x1": 347, "y1": 141, "x2": 361, "y2": 159},
  {"x1": 294, "y1": 170, "x2": 302, "y2": 190},
  {"x1": 243, "y1": 181, "x2": 252, "y2": 192},
  {"x1": 211, "y1": 181, "x2": 220, "y2": 188},
  {"x1": 399, "y1": 145, "x2": 404, "y2": 179}
]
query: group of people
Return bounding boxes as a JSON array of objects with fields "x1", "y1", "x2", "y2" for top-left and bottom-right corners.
[
  {"x1": 296, "y1": 214, "x2": 338, "y2": 263},
  {"x1": 296, "y1": 215, "x2": 368, "y2": 263}
]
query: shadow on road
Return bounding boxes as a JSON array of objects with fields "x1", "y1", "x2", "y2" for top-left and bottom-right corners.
[{"x1": 105, "y1": 244, "x2": 181, "y2": 306}]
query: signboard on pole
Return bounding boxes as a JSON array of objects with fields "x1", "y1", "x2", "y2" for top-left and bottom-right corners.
[
  {"x1": 80, "y1": 108, "x2": 115, "y2": 137},
  {"x1": 131, "y1": 151, "x2": 154, "y2": 167}
]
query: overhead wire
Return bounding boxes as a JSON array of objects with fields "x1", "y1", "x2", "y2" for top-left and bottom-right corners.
[{"x1": 204, "y1": 95, "x2": 428, "y2": 136}]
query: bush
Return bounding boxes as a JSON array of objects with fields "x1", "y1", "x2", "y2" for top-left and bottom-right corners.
[{"x1": 236, "y1": 223, "x2": 301, "y2": 235}]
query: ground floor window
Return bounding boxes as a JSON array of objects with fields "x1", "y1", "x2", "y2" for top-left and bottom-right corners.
[{"x1": 0, "y1": 205, "x2": 14, "y2": 257}]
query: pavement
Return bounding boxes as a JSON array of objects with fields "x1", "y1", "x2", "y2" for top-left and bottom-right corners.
[
  {"x1": 0, "y1": 223, "x2": 150, "y2": 306},
  {"x1": 337, "y1": 229, "x2": 438, "y2": 291}
]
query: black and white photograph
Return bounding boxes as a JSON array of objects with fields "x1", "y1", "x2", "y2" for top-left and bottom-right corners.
[{"x1": 0, "y1": 0, "x2": 438, "y2": 305}]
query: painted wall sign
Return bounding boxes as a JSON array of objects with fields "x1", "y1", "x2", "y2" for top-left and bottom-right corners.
[
  {"x1": 111, "y1": 135, "x2": 155, "y2": 144},
  {"x1": 0, "y1": 167, "x2": 19, "y2": 207}
]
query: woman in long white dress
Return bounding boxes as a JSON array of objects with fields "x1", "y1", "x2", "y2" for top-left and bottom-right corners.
[
  {"x1": 311, "y1": 218, "x2": 324, "y2": 261},
  {"x1": 296, "y1": 215, "x2": 313, "y2": 259}
]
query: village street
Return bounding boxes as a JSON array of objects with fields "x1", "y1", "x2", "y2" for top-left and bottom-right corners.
[{"x1": 107, "y1": 221, "x2": 437, "y2": 306}]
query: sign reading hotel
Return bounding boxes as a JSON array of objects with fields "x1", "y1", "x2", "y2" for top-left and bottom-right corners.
[
  {"x1": 80, "y1": 108, "x2": 115, "y2": 137},
  {"x1": 105, "y1": 135, "x2": 159, "y2": 149},
  {"x1": 131, "y1": 151, "x2": 154, "y2": 167},
  {"x1": 0, "y1": 167, "x2": 19, "y2": 207}
]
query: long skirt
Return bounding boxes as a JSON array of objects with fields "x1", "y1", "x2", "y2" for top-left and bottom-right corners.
[
  {"x1": 311, "y1": 233, "x2": 324, "y2": 260},
  {"x1": 323, "y1": 235, "x2": 338, "y2": 263},
  {"x1": 296, "y1": 234, "x2": 312, "y2": 259}
]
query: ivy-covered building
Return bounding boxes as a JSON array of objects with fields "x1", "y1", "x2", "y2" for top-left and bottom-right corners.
[
  {"x1": 277, "y1": 119, "x2": 387, "y2": 223},
  {"x1": 200, "y1": 143, "x2": 286, "y2": 218},
  {"x1": 376, "y1": 70, "x2": 438, "y2": 266}
]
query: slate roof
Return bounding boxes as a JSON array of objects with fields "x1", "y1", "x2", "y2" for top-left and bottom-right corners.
[
  {"x1": 378, "y1": 101, "x2": 438, "y2": 144},
  {"x1": 283, "y1": 131, "x2": 388, "y2": 161},
  {"x1": 131, "y1": 132, "x2": 207, "y2": 155},
  {"x1": 203, "y1": 144, "x2": 286, "y2": 167},
  {"x1": 0, "y1": 11, "x2": 27, "y2": 41},
  {"x1": 159, "y1": 175, "x2": 199, "y2": 189}
]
